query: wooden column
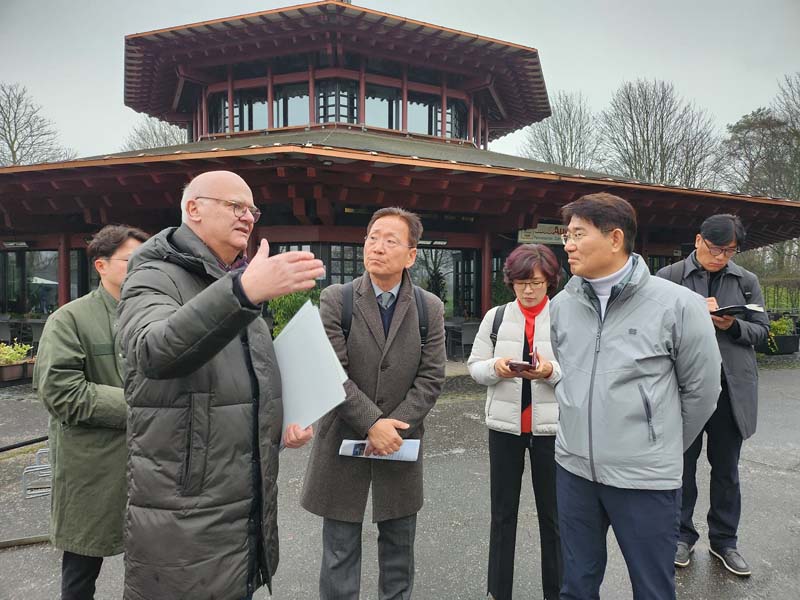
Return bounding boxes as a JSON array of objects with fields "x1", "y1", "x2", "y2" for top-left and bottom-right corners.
[
  {"x1": 201, "y1": 88, "x2": 208, "y2": 136},
  {"x1": 58, "y1": 234, "x2": 70, "y2": 307},
  {"x1": 227, "y1": 65, "x2": 234, "y2": 133},
  {"x1": 467, "y1": 95, "x2": 474, "y2": 143},
  {"x1": 358, "y1": 57, "x2": 366, "y2": 124},
  {"x1": 440, "y1": 77, "x2": 447, "y2": 138},
  {"x1": 267, "y1": 64, "x2": 274, "y2": 129},
  {"x1": 476, "y1": 109, "x2": 482, "y2": 148},
  {"x1": 481, "y1": 231, "x2": 492, "y2": 316},
  {"x1": 483, "y1": 116, "x2": 490, "y2": 150},
  {"x1": 308, "y1": 60, "x2": 316, "y2": 125},
  {"x1": 401, "y1": 65, "x2": 408, "y2": 131}
]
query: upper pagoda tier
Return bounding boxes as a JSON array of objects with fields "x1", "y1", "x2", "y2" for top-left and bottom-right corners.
[{"x1": 123, "y1": 0, "x2": 550, "y2": 147}]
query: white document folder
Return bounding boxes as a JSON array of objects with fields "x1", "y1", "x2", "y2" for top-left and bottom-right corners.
[
  {"x1": 339, "y1": 439, "x2": 420, "y2": 462},
  {"x1": 272, "y1": 300, "x2": 347, "y2": 437}
]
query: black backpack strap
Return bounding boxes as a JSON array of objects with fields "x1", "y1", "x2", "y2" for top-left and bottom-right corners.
[
  {"x1": 413, "y1": 285, "x2": 428, "y2": 348},
  {"x1": 666, "y1": 260, "x2": 684, "y2": 285},
  {"x1": 341, "y1": 281, "x2": 354, "y2": 341},
  {"x1": 490, "y1": 303, "x2": 507, "y2": 350}
]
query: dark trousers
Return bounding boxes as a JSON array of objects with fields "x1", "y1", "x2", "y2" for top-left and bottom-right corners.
[
  {"x1": 488, "y1": 430, "x2": 562, "y2": 600},
  {"x1": 680, "y1": 383, "x2": 743, "y2": 550},
  {"x1": 61, "y1": 551, "x2": 103, "y2": 600},
  {"x1": 320, "y1": 514, "x2": 416, "y2": 600},
  {"x1": 556, "y1": 465, "x2": 680, "y2": 600}
]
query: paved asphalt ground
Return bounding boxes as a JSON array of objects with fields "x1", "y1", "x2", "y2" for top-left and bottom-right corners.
[{"x1": 1, "y1": 363, "x2": 798, "y2": 599}]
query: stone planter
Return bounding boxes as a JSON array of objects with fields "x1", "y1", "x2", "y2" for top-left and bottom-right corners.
[
  {"x1": 756, "y1": 335, "x2": 800, "y2": 355},
  {"x1": 23, "y1": 359, "x2": 36, "y2": 378},
  {"x1": 0, "y1": 363, "x2": 25, "y2": 382}
]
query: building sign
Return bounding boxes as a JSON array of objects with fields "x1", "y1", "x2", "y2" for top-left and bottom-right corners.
[{"x1": 517, "y1": 223, "x2": 568, "y2": 245}]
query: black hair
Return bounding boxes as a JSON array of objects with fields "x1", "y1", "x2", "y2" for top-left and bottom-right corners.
[
  {"x1": 561, "y1": 192, "x2": 637, "y2": 254},
  {"x1": 700, "y1": 214, "x2": 746, "y2": 247}
]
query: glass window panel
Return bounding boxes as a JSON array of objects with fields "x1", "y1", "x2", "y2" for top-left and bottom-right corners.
[
  {"x1": 208, "y1": 93, "x2": 229, "y2": 134},
  {"x1": 331, "y1": 260, "x2": 342, "y2": 275},
  {"x1": 70, "y1": 251, "x2": 79, "y2": 301},
  {"x1": 343, "y1": 246, "x2": 354, "y2": 260},
  {"x1": 447, "y1": 99, "x2": 467, "y2": 139},
  {"x1": 317, "y1": 79, "x2": 358, "y2": 124},
  {"x1": 343, "y1": 275, "x2": 353, "y2": 283},
  {"x1": 5, "y1": 253, "x2": 20, "y2": 312},
  {"x1": 236, "y1": 89, "x2": 268, "y2": 131},
  {"x1": 365, "y1": 84, "x2": 400, "y2": 130},
  {"x1": 331, "y1": 275, "x2": 342, "y2": 284},
  {"x1": 357, "y1": 247, "x2": 363, "y2": 260},
  {"x1": 274, "y1": 83, "x2": 309, "y2": 127},
  {"x1": 25, "y1": 251, "x2": 59, "y2": 315},
  {"x1": 331, "y1": 245, "x2": 342, "y2": 259},
  {"x1": 407, "y1": 91, "x2": 440, "y2": 136}
]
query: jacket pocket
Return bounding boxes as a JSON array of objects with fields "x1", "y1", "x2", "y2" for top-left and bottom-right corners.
[
  {"x1": 638, "y1": 384, "x2": 656, "y2": 443},
  {"x1": 179, "y1": 393, "x2": 211, "y2": 496}
]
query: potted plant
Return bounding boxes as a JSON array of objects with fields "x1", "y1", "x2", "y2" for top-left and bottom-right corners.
[
  {"x1": 756, "y1": 316, "x2": 799, "y2": 355},
  {"x1": 0, "y1": 341, "x2": 34, "y2": 382}
]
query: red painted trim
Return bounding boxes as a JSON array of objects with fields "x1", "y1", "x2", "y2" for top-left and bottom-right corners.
[
  {"x1": 256, "y1": 225, "x2": 483, "y2": 248},
  {"x1": 205, "y1": 68, "x2": 470, "y2": 101}
]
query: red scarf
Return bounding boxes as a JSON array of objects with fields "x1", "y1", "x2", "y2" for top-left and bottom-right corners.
[
  {"x1": 516, "y1": 296, "x2": 547, "y2": 433},
  {"x1": 517, "y1": 295, "x2": 548, "y2": 352}
]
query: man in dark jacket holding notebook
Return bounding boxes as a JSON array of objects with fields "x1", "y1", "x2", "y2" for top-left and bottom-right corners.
[{"x1": 657, "y1": 214, "x2": 769, "y2": 576}]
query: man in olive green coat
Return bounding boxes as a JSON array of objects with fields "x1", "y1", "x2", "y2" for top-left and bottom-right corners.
[{"x1": 35, "y1": 225, "x2": 148, "y2": 600}]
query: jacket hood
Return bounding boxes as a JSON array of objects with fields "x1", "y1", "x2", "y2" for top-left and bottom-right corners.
[{"x1": 128, "y1": 224, "x2": 227, "y2": 280}]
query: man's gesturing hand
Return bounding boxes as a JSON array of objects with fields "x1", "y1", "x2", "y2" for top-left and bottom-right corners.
[
  {"x1": 240, "y1": 239, "x2": 325, "y2": 304},
  {"x1": 365, "y1": 418, "x2": 409, "y2": 456}
]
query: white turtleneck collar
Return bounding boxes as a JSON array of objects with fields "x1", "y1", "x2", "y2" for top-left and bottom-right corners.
[{"x1": 585, "y1": 255, "x2": 634, "y2": 318}]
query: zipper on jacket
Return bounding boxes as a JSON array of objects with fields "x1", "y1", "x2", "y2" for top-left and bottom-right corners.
[
  {"x1": 240, "y1": 329, "x2": 267, "y2": 593},
  {"x1": 638, "y1": 384, "x2": 657, "y2": 443},
  {"x1": 584, "y1": 272, "x2": 631, "y2": 483},
  {"x1": 586, "y1": 324, "x2": 602, "y2": 482}
]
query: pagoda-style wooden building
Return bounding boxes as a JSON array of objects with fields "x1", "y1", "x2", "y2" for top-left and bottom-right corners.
[{"x1": 1, "y1": 0, "x2": 799, "y2": 319}]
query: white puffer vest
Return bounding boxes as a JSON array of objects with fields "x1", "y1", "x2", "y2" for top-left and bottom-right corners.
[{"x1": 468, "y1": 300, "x2": 560, "y2": 436}]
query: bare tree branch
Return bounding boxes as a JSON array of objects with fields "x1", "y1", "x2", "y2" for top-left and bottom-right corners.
[
  {"x1": 518, "y1": 91, "x2": 601, "y2": 170},
  {"x1": 121, "y1": 115, "x2": 187, "y2": 151},
  {"x1": 599, "y1": 79, "x2": 721, "y2": 188},
  {"x1": 0, "y1": 82, "x2": 76, "y2": 166}
]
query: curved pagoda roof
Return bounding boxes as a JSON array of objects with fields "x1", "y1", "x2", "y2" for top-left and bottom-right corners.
[{"x1": 124, "y1": 0, "x2": 550, "y2": 140}]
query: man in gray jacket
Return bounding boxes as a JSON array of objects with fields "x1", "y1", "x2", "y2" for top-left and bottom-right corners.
[
  {"x1": 117, "y1": 170, "x2": 323, "y2": 600},
  {"x1": 657, "y1": 214, "x2": 768, "y2": 576},
  {"x1": 549, "y1": 193, "x2": 721, "y2": 600}
]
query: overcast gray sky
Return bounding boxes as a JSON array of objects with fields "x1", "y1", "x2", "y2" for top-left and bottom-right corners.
[{"x1": 1, "y1": 0, "x2": 798, "y2": 158}]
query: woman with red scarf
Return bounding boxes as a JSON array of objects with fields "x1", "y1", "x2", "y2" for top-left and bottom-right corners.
[{"x1": 468, "y1": 244, "x2": 564, "y2": 600}]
